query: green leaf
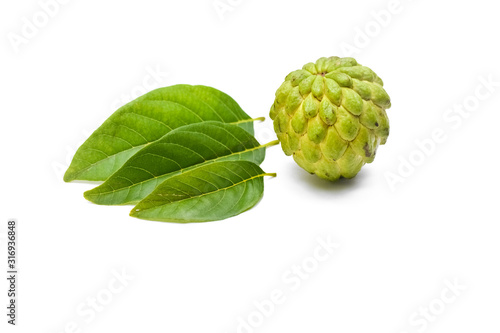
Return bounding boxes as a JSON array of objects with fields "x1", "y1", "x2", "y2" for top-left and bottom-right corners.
[
  {"x1": 84, "y1": 122, "x2": 278, "y2": 205},
  {"x1": 64, "y1": 85, "x2": 255, "y2": 182},
  {"x1": 130, "y1": 161, "x2": 276, "y2": 223}
]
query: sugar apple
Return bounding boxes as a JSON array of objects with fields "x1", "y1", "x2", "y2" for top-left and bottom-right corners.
[{"x1": 270, "y1": 56, "x2": 391, "y2": 181}]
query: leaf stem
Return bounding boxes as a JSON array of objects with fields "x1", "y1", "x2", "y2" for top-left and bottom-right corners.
[
  {"x1": 263, "y1": 140, "x2": 280, "y2": 148},
  {"x1": 264, "y1": 173, "x2": 277, "y2": 178},
  {"x1": 231, "y1": 117, "x2": 266, "y2": 125}
]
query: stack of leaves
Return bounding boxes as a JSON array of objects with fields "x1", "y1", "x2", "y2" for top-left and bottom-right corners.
[{"x1": 64, "y1": 85, "x2": 277, "y2": 223}]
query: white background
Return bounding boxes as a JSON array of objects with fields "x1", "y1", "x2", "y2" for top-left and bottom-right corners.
[{"x1": 1, "y1": 0, "x2": 499, "y2": 332}]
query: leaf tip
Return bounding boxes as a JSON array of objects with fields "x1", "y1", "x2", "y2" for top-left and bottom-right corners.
[
  {"x1": 129, "y1": 208, "x2": 141, "y2": 218},
  {"x1": 83, "y1": 190, "x2": 98, "y2": 203},
  {"x1": 63, "y1": 170, "x2": 75, "y2": 182}
]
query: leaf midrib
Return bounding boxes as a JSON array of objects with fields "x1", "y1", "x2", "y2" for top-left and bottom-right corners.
[
  {"x1": 88, "y1": 143, "x2": 266, "y2": 201},
  {"x1": 132, "y1": 167, "x2": 266, "y2": 213},
  {"x1": 68, "y1": 88, "x2": 248, "y2": 180}
]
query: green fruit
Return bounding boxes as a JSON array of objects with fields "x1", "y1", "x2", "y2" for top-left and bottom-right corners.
[{"x1": 270, "y1": 56, "x2": 391, "y2": 181}]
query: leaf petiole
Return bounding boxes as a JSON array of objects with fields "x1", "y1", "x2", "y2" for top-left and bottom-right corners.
[{"x1": 230, "y1": 117, "x2": 266, "y2": 125}]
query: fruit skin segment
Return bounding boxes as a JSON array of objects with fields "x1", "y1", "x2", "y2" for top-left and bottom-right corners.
[{"x1": 270, "y1": 56, "x2": 392, "y2": 181}]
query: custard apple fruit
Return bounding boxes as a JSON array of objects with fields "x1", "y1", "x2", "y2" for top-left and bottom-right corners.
[{"x1": 270, "y1": 56, "x2": 391, "y2": 181}]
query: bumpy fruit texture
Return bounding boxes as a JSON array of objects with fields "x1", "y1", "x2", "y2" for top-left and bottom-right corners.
[{"x1": 270, "y1": 56, "x2": 391, "y2": 181}]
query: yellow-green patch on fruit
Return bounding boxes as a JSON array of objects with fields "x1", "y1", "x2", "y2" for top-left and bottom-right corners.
[{"x1": 320, "y1": 127, "x2": 348, "y2": 161}]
